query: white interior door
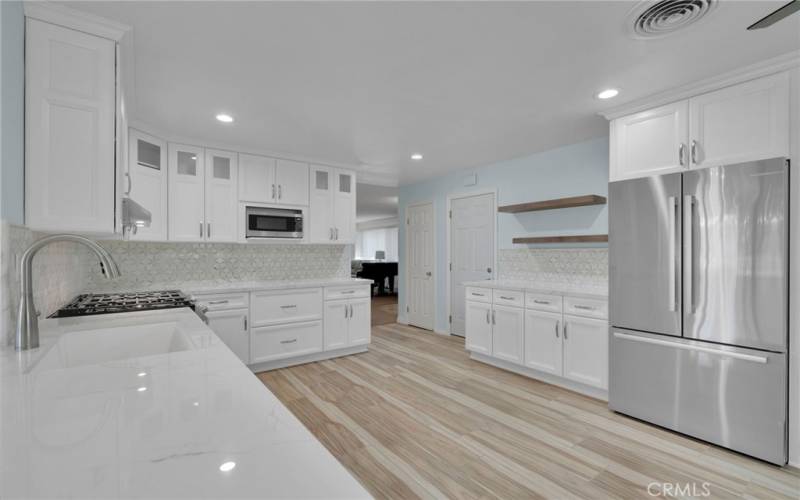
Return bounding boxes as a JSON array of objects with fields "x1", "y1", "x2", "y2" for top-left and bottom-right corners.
[
  {"x1": 450, "y1": 193, "x2": 495, "y2": 337},
  {"x1": 407, "y1": 202, "x2": 434, "y2": 330}
]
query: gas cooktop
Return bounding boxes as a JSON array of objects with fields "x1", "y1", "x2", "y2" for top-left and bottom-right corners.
[{"x1": 51, "y1": 290, "x2": 195, "y2": 318}]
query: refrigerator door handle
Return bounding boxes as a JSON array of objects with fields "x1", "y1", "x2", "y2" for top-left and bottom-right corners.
[
  {"x1": 684, "y1": 195, "x2": 694, "y2": 314},
  {"x1": 613, "y1": 332, "x2": 768, "y2": 364},
  {"x1": 667, "y1": 196, "x2": 678, "y2": 312}
]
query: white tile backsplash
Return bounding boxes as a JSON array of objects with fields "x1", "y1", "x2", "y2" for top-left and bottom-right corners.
[{"x1": 498, "y1": 248, "x2": 607, "y2": 288}]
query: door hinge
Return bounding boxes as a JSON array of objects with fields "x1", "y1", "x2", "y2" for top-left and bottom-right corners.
[
  {"x1": 406, "y1": 305, "x2": 409, "y2": 313},
  {"x1": 449, "y1": 315, "x2": 452, "y2": 324},
  {"x1": 448, "y1": 210, "x2": 452, "y2": 219},
  {"x1": 406, "y1": 217, "x2": 410, "y2": 225},
  {"x1": 449, "y1": 262, "x2": 452, "y2": 271}
]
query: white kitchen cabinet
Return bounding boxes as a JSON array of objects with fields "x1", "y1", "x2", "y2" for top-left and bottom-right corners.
[
  {"x1": 205, "y1": 308, "x2": 250, "y2": 364},
  {"x1": 250, "y1": 320, "x2": 323, "y2": 364},
  {"x1": 25, "y1": 18, "x2": 117, "y2": 233},
  {"x1": 524, "y1": 310, "x2": 562, "y2": 376},
  {"x1": 251, "y1": 287, "x2": 322, "y2": 327},
  {"x1": 610, "y1": 101, "x2": 688, "y2": 181},
  {"x1": 238, "y1": 154, "x2": 309, "y2": 206},
  {"x1": 204, "y1": 149, "x2": 238, "y2": 242},
  {"x1": 128, "y1": 129, "x2": 168, "y2": 240},
  {"x1": 465, "y1": 300, "x2": 492, "y2": 355},
  {"x1": 168, "y1": 143, "x2": 206, "y2": 241},
  {"x1": 562, "y1": 315, "x2": 608, "y2": 390},
  {"x1": 309, "y1": 165, "x2": 356, "y2": 243},
  {"x1": 688, "y1": 72, "x2": 789, "y2": 168},
  {"x1": 491, "y1": 304, "x2": 524, "y2": 364},
  {"x1": 324, "y1": 297, "x2": 371, "y2": 349}
]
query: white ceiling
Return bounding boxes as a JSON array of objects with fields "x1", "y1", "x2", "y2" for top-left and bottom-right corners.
[
  {"x1": 68, "y1": 1, "x2": 800, "y2": 186},
  {"x1": 356, "y1": 183, "x2": 398, "y2": 223}
]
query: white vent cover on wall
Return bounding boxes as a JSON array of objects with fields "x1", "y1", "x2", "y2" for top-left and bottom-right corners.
[{"x1": 627, "y1": 0, "x2": 718, "y2": 39}]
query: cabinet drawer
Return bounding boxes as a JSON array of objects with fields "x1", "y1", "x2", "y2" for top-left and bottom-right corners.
[
  {"x1": 193, "y1": 292, "x2": 249, "y2": 312},
  {"x1": 525, "y1": 292, "x2": 563, "y2": 313},
  {"x1": 493, "y1": 289, "x2": 524, "y2": 308},
  {"x1": 250, "y1": 320, "x2": 322, "y2": 364},
  {"x1": 465, "y1": 287, "x2": 492, "y2": 303},
  {"x1": 251, "y1": 288, "x2": 322, "y2": 327},
  {"x1": 564, "y1": 296, "x2": 608, "y2": 320},
  {"x1": 324, "y1": 285, "x2": 370, "y2": 301}
]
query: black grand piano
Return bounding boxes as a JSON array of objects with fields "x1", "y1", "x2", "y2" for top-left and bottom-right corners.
[{"x1": 357, "y1": 261, "x2": 398, "y2": 295}]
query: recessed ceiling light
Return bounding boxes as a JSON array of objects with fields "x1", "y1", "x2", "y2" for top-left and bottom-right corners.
[
  {"x1": 411, "y1": 153, "x2": 423, "y2": 161},
  {"x1": 596, "y1": 89, "x2": 619, "y2": 100},
  {"x1": 219, "y1": 461, "x2": 236, "y2": 472},
  {"x1": 137, "y1": 372, "x2": 146, "y2": 377},
  {"x1": 216, "y1": 113, "x2": 234, "y2": 123},
  {"x1": 137, "y1": 387, "x2": 147, "y2": 392}
]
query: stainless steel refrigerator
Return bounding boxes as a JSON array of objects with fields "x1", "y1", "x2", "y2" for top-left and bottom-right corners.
[{"x1": 608, "y1": 157, "x2": 789, "y2": 465}]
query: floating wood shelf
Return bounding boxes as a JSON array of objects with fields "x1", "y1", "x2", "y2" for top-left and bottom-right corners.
[
  {"x1": 498, "y1": 195, "x2": 606, "y2": 214},
  {"x1": 512, "y1": 234, "x2": 609, "y2": 244}
]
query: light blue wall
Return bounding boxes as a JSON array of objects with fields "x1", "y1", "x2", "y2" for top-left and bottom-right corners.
[
  {"x1": 1, "y1": 1, "x2": 25, "y2": 225},
  {"x1": 398, "y1": 136, "x2": 609, "y2": 332}
]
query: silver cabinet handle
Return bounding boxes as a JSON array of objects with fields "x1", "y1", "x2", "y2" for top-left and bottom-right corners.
[
  {"x1": 349, "y1": 304, "x2": 353, "y2": 318},
  {"x1": 207, "y1": 222, "x2": 211, "y2": 239},
  {"x1": 499, "y1": 296, "x2": 514, "y2": 300},
  {"x1": 208, "y1": 300, "x2": 229, "y2": 305},
  {"x1": 667, "y1": 195, "x2": 678, "y2": 312},
  {"x1": 573, "y1": 305, "x2": 595, "y2": 311},
  {"x1": 678, "y1": 143, "x2": 685, "y2": 167},
  {"x1": 613, "y1": 332, "x2": 767, "y2": 364},
  {"x1": 272, "y1": 184, "x2": 276, "y2": 199},
  {"x1": 684, "y1": 195, "x2": 695, "y2": 313},
  {"x1": 335, "y1": 228, "x2": 339, "y2": 240},
  {"x1": 491, "y1": 310, "x2": 496, "y2": 325},
  {"x1": 199, "y1": 221, "x2": 204, "y2": 238},
  {"x1": 278, "y1": 185, "x2": 282, "y2": 200},
  {"x1": 125, "y1": 172, "x2": 132, "y2": 195},
  {"x1": 471, "y1": 292, "x2": 484, "y2": 297},
  {"x1": 555, "y1": 320, "x2": 559, "y2": 338},
  {"x1": 533, "y1": 300, "x2": 550, "y2": 305},
  {"x1": 486, "y1": 309, "x2": 490, "y2": 324},
  {"x1": 341, "y1": 290, "x2": 355, "y2": 295},
  {"x1": 243, "y1": 316, "x2": 247, "y2": 330},
  {"x1": 426, "y1": 271, "x2": 432, "y2": 277},
  {"x1": 564, "y1": 322, "x2": 568, "y2": 340},
  {"x1": 280, "y1": 304, "x2": 297, "y2": 309},
  {"x1": 486, "y1": 267, "x2": 492, "y2": 273},
  {"x1": 691, "y1": 140, "x2": 698, "y2": 164},
  {"x1": 329, "y1": 228, "x2": 334, "y2": 240},
  {"x1": 280, "y1": 338, "x2": 297, "y2": 345}
]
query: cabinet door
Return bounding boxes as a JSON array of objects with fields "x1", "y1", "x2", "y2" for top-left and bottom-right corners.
[
  {"x1": 333, "y1": 170, "x2": 356, "y2": 243},
  {"x1": 524, "y1": 310, "x2": 562, "y2": 375},
  {"x1": 25, "y1": 19, "x2": 116, "y2": 233},
  {"x1": 465, "y1": 301, "x2": 492, "y2": 355},
  {"x1": 205, "y1": 149, "x2": 238, "y2": 242},
  {"x1": 238, "y1": 153, "x2": 275, "y2": 203},
  {"x1": 205, "y1": 309, "x2": 250, "y2": 364},
  {"x1": 689, "y1": 72, "x2": 790, "y2": 169},
  {"x1": 309, "y1": 165, "x2": 335, "y2": 243},
  {"x1": 491, "y1": 304, "x2": 524, "y2": 364},
  {"x1": 611, "y1": 101, "x2": 688, "y2": 181},
  {"x1": 275, "y1": 159, "x2": 309, "y2": 206},
  {"x1": 563, "y1": 316, "x2": 608, "y2": 389},
  {"x1": 168, "y1": 143, "x2": 205, "y2": 241},
  {"x1": 324, "y1": 300, "x2": 349, "y2": 350},
  {"x1": 348, "y1": 298, "x2": 371, "y2": 346},
  {"x1": 250, "y1": 321, "x2": 323, "y2": 364},
  {"x1": 128, "y1": 129, "x2": 168, "y2": 240}
]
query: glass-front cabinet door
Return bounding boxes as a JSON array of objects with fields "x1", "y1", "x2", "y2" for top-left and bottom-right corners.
[
  {"x1": 168, "y1": 143, "x2": 206, "y2": 241},
  {"x1": 128, "y1": 129, "x2": 168, "y2": 240}
]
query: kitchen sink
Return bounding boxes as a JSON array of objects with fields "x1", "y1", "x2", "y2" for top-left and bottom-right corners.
[{"x1": 31, "y1": 322, "x2": 193, "y2": 372}]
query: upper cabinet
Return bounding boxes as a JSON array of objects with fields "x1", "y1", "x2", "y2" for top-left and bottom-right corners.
[
  {"x1": 609, "y1": 71, "x2": 791, "y2": 182},
  {"x1": 25, "y1": 18, "x2": 117, "y2": 233},
  {"x1": 309, "y1": 166, "x2": 356, "y2": 243},
  {"x1": 238, "y1": 154, "x2": 309, "y2": 206},
  {"x1": 205, "y1": 149, "x2": 239, "y2": 242},
  {"x1": 128, "y1": 129, "x2": 168, "y2": 240}
]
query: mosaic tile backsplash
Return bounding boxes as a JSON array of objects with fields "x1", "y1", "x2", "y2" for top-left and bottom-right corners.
[
  {"x1": 1, "y1": 223, "x2": 94, "y2": 347},
  {"x1": 498, "y1": 248, "x2": 608, "y2": 288},
  {"x1": 84, "y1": 241, "x2": 351, "y2": 290}
]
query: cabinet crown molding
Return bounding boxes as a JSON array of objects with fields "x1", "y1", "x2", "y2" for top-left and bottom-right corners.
[
  {"x1": 599, "y1": 50, "x2": 800, "y2": 121},
  {"x1": 24, "y1": 1, "x2": 130, "y2": 41}
]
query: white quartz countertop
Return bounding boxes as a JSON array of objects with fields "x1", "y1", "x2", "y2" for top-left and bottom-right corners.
[
  {"x1": 0, "y1": 309, "x2": 371, "y2": 499},
  {"x1": 86, "y1": 277, "x2": 373, "y2": 296},
  {"x1": 462, "y1": 279, "x2": 608, "y2": 299}
]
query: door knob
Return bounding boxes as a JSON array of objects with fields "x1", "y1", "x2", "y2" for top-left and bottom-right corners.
[
  {"x1": 487, "y1": 267, "x2": 492, "y2": 273},
  {"x1": 426, "y1": 271, "x2": 432, "y2": 276}
]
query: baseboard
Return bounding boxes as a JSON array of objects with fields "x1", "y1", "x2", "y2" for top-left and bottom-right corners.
[
  {"x1": 396, "y1": 314, "x2": 409, "y2": 325},
  {"x1": 471, "y1": 352, "x2": 609, "y2": 401},
  {"x1": 249, "y1": 345, "x2": 368, "y2": 372},
  {"x1": 433, "y1": 328, "x2": 450, "y2": 336}
]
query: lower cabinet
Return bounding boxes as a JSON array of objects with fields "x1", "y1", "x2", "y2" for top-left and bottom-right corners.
[
  {"x1": 524, "y1": 310, "x2": 562, "y2": 376},
  {"x1": 250, "y1": 320, "x2": 323, "y2": 364},
  {"x1": 562, "y1": 315, "x2": 608, "y2": 390},
  {"x1": 465, "y1": 300, "x2": 492, "y2": 355},
  {"x1": 492, "y1": 304, "x2": 524, "y2": 364},
  {"x1": 205, "y1": 308, "x2": 250, "y2": 364},
  {"x1": 324, "y1": 297, "x2": 371, "y2": 349}
]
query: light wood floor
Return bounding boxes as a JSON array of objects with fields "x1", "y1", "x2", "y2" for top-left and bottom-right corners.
[
  {"x1": 257, "y1": 323, "x2": 800, "y2": 499},
  {"x1": 371, "y1": 294, "x2": 398, "y2": 327}
]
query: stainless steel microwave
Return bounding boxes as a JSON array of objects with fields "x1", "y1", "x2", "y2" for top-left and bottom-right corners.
[{"x1": 245, "y1": 206, "x2": 303, "y2": 239}]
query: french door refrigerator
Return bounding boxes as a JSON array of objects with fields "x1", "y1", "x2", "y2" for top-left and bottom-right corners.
[{"x1": 608, "y1": 157, "x2": 789, "y2": 465}]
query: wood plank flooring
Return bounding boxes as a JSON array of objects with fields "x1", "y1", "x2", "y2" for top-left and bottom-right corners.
[{"x1": 257, "y1": 323, "x2": 800, "y2": 499}]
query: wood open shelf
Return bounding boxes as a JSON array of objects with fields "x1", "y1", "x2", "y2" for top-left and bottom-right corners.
[
  {"x1": 498, "y1": 194, "x2": 606, "y2": 214},
  {"x1": 512, "y1": 234, "x2": 609, "y2": 244}
]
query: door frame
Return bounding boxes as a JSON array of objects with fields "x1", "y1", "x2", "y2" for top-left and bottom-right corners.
[
  {"x1": 446, "y1": 188, "x2": 498, "y2": 336},
  {"x1": 404, "y1": 200, "x2": 436, "y2": 331}
]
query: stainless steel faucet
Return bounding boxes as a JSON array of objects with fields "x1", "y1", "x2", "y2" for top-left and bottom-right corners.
[{"x1": 16, "y1": 234, "x2": 120, "y2": 351}]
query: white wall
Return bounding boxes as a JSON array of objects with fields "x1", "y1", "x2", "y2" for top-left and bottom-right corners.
[{"x1": 788, "y1": 66, "x2": 799, "y2": 467}]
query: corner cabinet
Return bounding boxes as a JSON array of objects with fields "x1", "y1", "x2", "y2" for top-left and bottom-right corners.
[
  {"x1": 25, "y1": 18, "x2": 118, "y2": 233},
  {"x1": 309, "y1": 165, "x2": 356, "y2": 243},
  {"x1": 609, "y1": 71, "x2": 790, "y2": 182}
]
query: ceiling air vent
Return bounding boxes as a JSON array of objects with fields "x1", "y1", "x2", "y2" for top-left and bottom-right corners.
[{"x1": 627, "y1": 0, "x2": 718, "y2": 39}]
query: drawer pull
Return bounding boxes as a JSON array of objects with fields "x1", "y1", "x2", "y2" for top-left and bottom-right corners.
[
  {"x1": 341, "y1": 290, "x2": 355, "y2": 295},
  {"x1": 471, "y1": 292, "x2": 484, "y2": 297},
  {"x1": 208, "y1": 300, "x2": 229, "y2": 305},
  {"x1": 574, "y1": 305, "x2": 595, "y2": 311},
  {"x1": 533, "y1": 300, "x2": 550, "y2": 305},
  {"x1": 280, "y1": 338, "x2": 298, "y2": 345},
  {"x1": 499, "y1": 296, "x2": 515, "y2": 300},
  {"x1": 280, "y1": 304, "x2": 297, "y2": 309}
]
